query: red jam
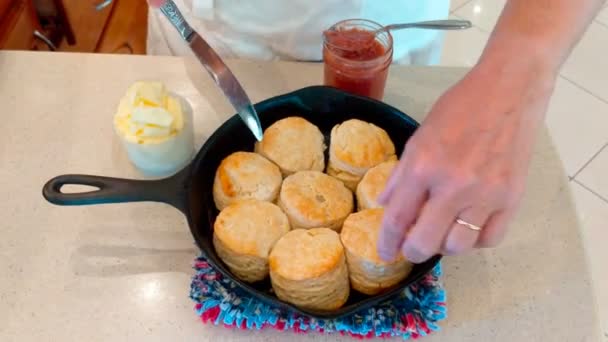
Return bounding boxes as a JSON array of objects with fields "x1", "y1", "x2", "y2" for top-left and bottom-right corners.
[{"x1": 323, "y1": 25, "x2": 393, "y2": 100}]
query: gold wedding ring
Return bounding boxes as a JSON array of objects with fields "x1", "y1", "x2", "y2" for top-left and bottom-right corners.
[{"x1": 456, "y1": 218, "x2": 483, "y2": 231}]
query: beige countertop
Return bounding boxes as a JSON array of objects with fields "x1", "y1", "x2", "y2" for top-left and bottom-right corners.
[{"x1": 0, "y1": 51, "x2": 601, "y2": 341}]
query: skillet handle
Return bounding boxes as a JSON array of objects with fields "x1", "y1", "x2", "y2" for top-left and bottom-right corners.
[{"x1": 42, "y1": 167, "x2": 189, "y2": 213}]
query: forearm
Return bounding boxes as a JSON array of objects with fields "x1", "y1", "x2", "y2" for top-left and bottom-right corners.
[{"x1": 478, "y1": 0, "x2": 604, "y2": 78}]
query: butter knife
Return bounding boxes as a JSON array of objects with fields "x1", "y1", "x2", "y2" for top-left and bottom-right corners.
[{"x1": 159, "y1": 0, "x2": 264, "y2": 141}]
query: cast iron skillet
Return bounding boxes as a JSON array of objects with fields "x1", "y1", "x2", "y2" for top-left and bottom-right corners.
[{"x1": 42, "y1": 86, "x2": 441, "y2": 319}]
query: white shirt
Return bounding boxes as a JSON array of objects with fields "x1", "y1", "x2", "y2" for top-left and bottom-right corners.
[{"x1": 148, "y1": 0, "x2": 450, "y2": 63}]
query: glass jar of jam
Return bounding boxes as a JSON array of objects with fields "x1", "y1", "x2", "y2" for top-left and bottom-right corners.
[{"x1": 323, "y1": 19, "x2": 393, "y2": 100}]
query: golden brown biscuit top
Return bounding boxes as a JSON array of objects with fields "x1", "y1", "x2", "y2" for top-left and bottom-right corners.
[
  {"x1": 340, "y1": 208, "x2": 403, "y2": 265},
  {"x1": 215, "y1": 151, "x2": 282, "y2": 198},
  {"x1": 269, "y1": 228, "x2": 344, "y2": 280},
  {"x1": 357, "y1": 160, "x2": 398, "y2": 206},
  {"x1": 280, "y1": 171, "x2": 353, "y2": 224},
  {"x1": 330, "y1": 119, "x2": 396, "y2": 171},
  {"x1": 214, "y1": 200, "x2": 290, "y2": 258},
  {"x1": 255, "y1": 117, "x2": 325, "y2": 174}
]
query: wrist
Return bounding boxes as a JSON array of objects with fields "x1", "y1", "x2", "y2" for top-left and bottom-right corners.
[
  {"x1": 473, "y1": 37, "x2": 558, "y2": 104},
  {"x1": 476, "y1": 32, "x2": 560, "y2": 87},
  {"x1": 463, "y1": 38, "x2": 558, "y2": 124}
]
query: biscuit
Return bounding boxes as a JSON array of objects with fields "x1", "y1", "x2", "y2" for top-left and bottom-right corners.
[
  {"x1": 213, "y1": 151, "x2": 283, "y2": 210},
  {"x1": 356, "y1": 160, "x2": 398, "y2": 210},
  {"x1": 340, "y1": 208, "x2": 413, "y2": 295},
  {"x1": 328, "y1": 119, "x2": 396, "y2": 190},
  {"x1": 278, "y1": 171, "x2": 353, "y2": 231},
  {"x1": 213, "y1": 200, "x2": 290, "y2": 283},
  {"x1": 254, "y1": 117, "x2": 325, "y2": 176},
  {"x1": 269, "y1": 228, "x2": 350, "y2": 311},
  {"x1": 326, "y1": 161, "x2": 362, "y2": 192}
]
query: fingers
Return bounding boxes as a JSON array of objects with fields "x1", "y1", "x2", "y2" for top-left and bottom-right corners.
[
  {"x1": 400, "y1": 193, "x2": 460, "y2": 264},
  {"x1": 148, "y1": 0, "x2": 166, "y2": 8},
  {"x1": 377, "y1": 165, "x2": 428, "y2": 262},
  {"x1": 377, "y1": 128, "x2": 520, "y2": 261},
  {"x1": 475, "y1": 210, "x2": 514, "y2": 248},
  {"x1": 377, "y1": 154, "x2": 408, "y2": 205},
  {"x1": 442, "y1": 206, "x2": 492, "y2": 255}
]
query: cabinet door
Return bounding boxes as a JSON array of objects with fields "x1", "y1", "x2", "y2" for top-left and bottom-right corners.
[
  {"x1": 0, "y1": 0, "x2": 15, "y2": 21},
  {"x1": 95, "y1": 0, "x2": 147, "y2": 54},
  {"x1": 0, "y1": 0, "x2": 46, "y2": 50},
  {"x1": 59, "y1": 0, "x2": 114, "y2": 52}
]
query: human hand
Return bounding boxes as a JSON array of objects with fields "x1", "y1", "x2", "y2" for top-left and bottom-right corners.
[
  {"x1": 377, "y1": 61, "x2": 556, "y2": 264},
  {"x1": 148, "y1": 0, "x2": 166, "y2": 8}
]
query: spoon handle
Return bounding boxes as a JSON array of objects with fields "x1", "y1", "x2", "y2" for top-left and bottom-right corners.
[{"x1": 385, "y1": 19, "x2": 472, "y2": 32}]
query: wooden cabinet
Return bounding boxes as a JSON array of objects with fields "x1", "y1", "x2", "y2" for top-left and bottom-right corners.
[
  {"x1": 95, "y1": 0, "x2": 148, "y2": 54},
  {"x1": 0, "y1": 0, "x2": 52, "y2": 50},
  {"x1": 58, "y1": 0, "x2": 114, "y2": 52},
  {"x1": 0, "y1": 0, "x2": 147, "y2": 54},
  {"x1": 59, "y1": 0, "x2": 147, "y2": 54},
  {"x1": 0, "y1": 0, "x2": 13, "y2": 18}
]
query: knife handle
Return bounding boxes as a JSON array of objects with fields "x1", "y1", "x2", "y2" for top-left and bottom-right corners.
[{"x1": 160, "y1": 0, "x2": 195, "y2": 42}]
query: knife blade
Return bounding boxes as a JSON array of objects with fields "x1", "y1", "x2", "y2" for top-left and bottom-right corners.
[{"x1": 159, "y1": 0, "x2": 264, "y2": 141}]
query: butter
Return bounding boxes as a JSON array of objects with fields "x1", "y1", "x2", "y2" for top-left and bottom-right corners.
[
  {"x1": 129, "y1": 81, "x2": 165, "y2": 107},
  {"x1": 132, "y1": 106, "x2": 174, "y2": 127},
  {"x1": 114, "y1": 81, "x2": 184, "y2": 144},
  {"x1": 166, "y1": 95, "x2": 184, "y2": 132},
  {"x1": 142, "y1": 125, "x2": 171, "y2": 137}
]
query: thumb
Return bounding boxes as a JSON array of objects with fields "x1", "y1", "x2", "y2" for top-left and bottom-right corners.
[
  {"x1": 378, "y1": 150, "x2": 411, "y2": 205},
  {"x1": 377, "y1": 159, "x2": 404, "y2": 205},
  {"x1": 376, "y1": 167, "x2": 427, "y2": 261}
]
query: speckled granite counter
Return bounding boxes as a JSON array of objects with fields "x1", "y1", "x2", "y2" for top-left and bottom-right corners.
[{"x1": 0, "y1": 51, "x2": 601, "y2": 341}]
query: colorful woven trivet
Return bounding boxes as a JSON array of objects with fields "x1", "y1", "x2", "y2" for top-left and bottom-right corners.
[{"x1": 189, "y1": 255, "x2": 447, "y2": 339}]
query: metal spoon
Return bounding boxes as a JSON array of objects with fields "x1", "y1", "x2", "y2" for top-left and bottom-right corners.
[
  {"x1": 326, "y1": 19, "x2": 472, "y2": 42},
  {"x1": 324, "y1": 19, "x2": 472, "y2": 48},
  {"x1": 381, "y1": 19, "x2": 472, "y2": 33}
]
